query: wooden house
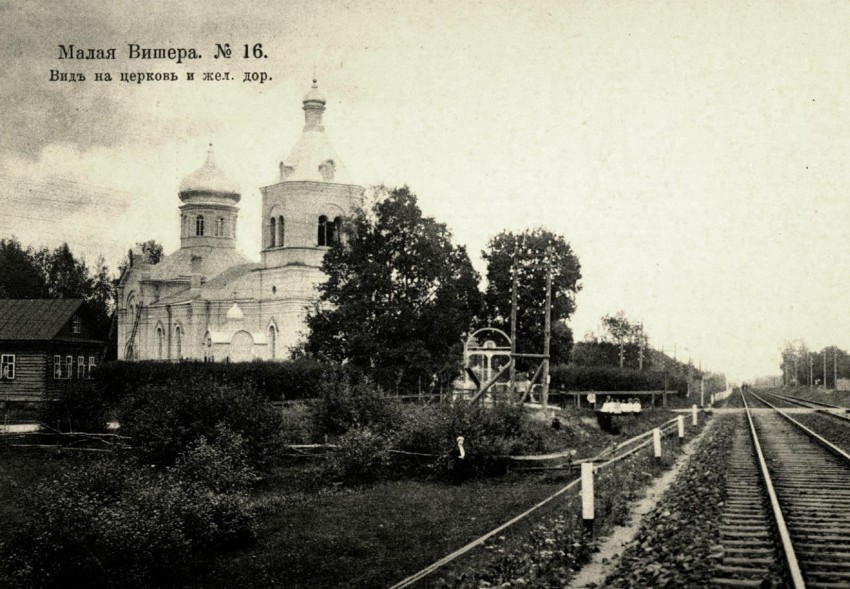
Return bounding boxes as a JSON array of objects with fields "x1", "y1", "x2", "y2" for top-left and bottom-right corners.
[{"x1": 0, "y1": 299, "x2": 105, "y2": 404}]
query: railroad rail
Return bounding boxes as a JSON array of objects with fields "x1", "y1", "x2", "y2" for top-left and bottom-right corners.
[{"x1": 714, "y1": 391, "x2": 850, "y2": 588}]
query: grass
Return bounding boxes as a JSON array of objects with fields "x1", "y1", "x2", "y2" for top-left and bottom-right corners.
[
  {"x1": 186, "y1": 469, "x2": 574, "y2": 589},
  {"x1": 0, "y1": 406, "x2": 696, "y2": 589}
]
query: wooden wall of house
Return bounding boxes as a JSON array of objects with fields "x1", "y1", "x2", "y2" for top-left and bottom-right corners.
[{"x1": 0, "y1": 345, "x2": 48, "y2": 402}]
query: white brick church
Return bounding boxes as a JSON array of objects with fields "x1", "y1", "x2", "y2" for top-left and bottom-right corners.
[{"x1": 117, "y1": 80, "x2": 363, "y2": 362}]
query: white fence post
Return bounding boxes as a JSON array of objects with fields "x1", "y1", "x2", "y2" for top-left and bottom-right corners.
[
  {"x1": 581, "y1": 462, "x2": 594, "y2": 526},
  {"x1": 692, "y1": 404, "x2": 698, "y2": 425},
  {"x1": 677, "y1": 415, "x2": 684, "y2": 439},
  {"x1": 653, "y1": 428, "x2": 662, "y2": 457}
]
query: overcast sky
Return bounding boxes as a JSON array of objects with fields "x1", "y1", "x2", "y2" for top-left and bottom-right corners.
[{"x1": 3, "y1": 0, "x2": 850, "y2": 382}]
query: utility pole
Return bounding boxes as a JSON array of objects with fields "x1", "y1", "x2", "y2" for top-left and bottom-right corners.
[
  {"x1": 835, "y1": 347, "x2": 838, "y2": 389},
  {"x1": 824, "y1": 350, "x2": 827, "y2": 389},
  {"x1": 542, "y1": 246, "x2": 552, "y2": 410},
  {"x1": 809, "y1": 355, "x2": 813, "y2": 387},
  {"x1": 638, "y1": 322, "x2": 644, "y2": 371},
  {"x1": 509, "y1": 250, "x2": 518, "y2": 394}
]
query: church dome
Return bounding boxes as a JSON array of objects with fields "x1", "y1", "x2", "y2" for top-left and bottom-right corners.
[
  {"x1": 226, "y1": 302, "x2": 244, "y2": 321},
  {"x1": 179, "y1": 146, "x2": 241, "y2": 201},
  {"x1": 278, "y1": 79, "x2": 352, "y2": 184},
  {"x1": 302, "y1": 79, "x2": 326, "y2": 105}
]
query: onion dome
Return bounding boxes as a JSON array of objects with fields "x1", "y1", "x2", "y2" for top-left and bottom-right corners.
[
  {"x1": 226, "y1": 302, "x2": 244, "y2": 322},
  {"x1": 278, "y1": 79, "x2": 351, "y2": 183},
  {"x1": 179, "y1": 145, "x2": 241, "y2": 202},
  {"x1": 302, "y1": 78, "x2": 326, "y2": 106}
]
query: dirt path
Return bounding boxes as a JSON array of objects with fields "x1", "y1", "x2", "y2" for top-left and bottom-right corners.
[{"x1": 567, "y1": 416, "x2": 717, "y2": 589}]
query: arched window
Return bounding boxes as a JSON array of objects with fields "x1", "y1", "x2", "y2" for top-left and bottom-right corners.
[
  {"x1": 156, "y1": 326, "x2": 164, "y2": 360},
  {"x1": 268, "y1": 324, "x2": 277, "y2": 360},
  {"x1": 318, "y1": 215, "x2": 328, "y2": 246},
  {"x1": 196, "y1": 215, "x2": 205, "y2": 236},
  {"x1": 331, "y1": 216, "x2": 342, "y2": 245},
  {"x1": 278, "y1": 216, "x2": 284, "y2": 247},
  {"x1": 269, "y1": 217, "x2": 276, "y2": 247},
  {"x1": 174, "y1": 324, "x2": 182, "y2": 360}
]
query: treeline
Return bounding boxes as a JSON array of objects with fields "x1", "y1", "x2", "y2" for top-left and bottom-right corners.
[
  {"x1": 0, "y1": 238, "x2": 114, "y2": 337},
  {"x1": 780, "y1": 342, "x2": 850, "y2": 387}
]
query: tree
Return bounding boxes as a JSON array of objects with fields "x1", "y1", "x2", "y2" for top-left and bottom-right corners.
[
  {"x1": 0, "y1": 238, "x2": 48, "y2": 298},
  {"x1": 119, "y1": 240, "x2": 165, "y2": 274},
  {"x1": 482, "y1": 228, "x2": 581, "y2": 365},
  {"x1": 303, "y1": 186, "x2": 484, "y2": 391}
]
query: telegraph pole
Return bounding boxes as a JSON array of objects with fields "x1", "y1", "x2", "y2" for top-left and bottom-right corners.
[
  {"x1": 809, "y1": 355, "x2": 813, "y2": 387},
  {"x1": 824, "y1": 351, "x2": 827, "y2": 389},
  {"x1": 542, "y1": 246, "x2": 552, "y2": 410},
  {"x1": 835, "y1": 347, "x2": 838, "y2": 389},
  {"x1": 509, "y1": 251, "x2": 518, "y2": 394}
]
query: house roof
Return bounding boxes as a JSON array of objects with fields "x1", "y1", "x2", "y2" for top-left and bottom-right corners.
[{"x1": 0, "y1": 299, "x2": 83, "y2": 341}]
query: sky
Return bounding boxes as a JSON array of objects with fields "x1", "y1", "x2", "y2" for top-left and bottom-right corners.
[{"x1": 3, "y1": 0, "x2": 850, "y2": 382}]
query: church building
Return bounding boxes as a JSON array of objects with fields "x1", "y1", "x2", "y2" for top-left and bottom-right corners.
[{"x1": 117, "y1": 80, "x2": 363, "y2": 362}]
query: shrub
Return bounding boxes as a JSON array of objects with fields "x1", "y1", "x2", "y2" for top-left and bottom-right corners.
[
  {"x1": 94, "y1": 358, "x2": 349, "y2": 402},
  {"x1": 174, "y1": 423, "x2": 260, "y2": 493},
  {"x1": 278, "y1": 402, "x2": 316, "y2": 444},
  {"x1": 3, "y1": 433, "x2": 257, "y2": 588},
  {"x1": 324, "y1": 427, "x2": 391, "y2": 484},
  {"x1": 39, "y1": 380, "x2": 113, "y2": 433},
  {"x1": 116, "y1": 380, "x2": 283, "y2": 469},
  {"x1": 311, "y1": 377, "x2": 402, "y2": 439},
  {"x1": 549, "y1": 364, "x2": 686, "y2": 394},
  {"x1": 395, "y1": 400, "x2": 545, "y2": 477}
]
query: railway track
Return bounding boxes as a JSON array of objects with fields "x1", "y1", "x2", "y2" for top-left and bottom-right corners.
[{"x1": 713, "y1": 392, "x2": 850, "y2": 588}]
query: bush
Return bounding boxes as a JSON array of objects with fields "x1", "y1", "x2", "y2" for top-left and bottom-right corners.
[
  {"x1": 324, "y1": 427, "x2": 391, "y2": 483},
  {"x1": 311, "y1": 377, "x2": 403, "y2": 439},
  {"x1": 174, "y1": 424, "x2": 260, "y2": 493},
  {"x1": 549, "y1": 364, "x2": 686, "y2": 394},
  {"x1": 395, "y1": 400, "x2": 545, "y2": 477},
  {"x1": 94, "y1": 358, "x2": 349, "y2": 402},
  {"x1": 278, "y1": 402, "x2": 316, "y2": 444},
  {"x1": 39, "y1": 380, "x2": 113, "y2": 433},
  {"x1": 3, "y1": 430, "x2": 257, "y2": 588},
  {"x1": 116, "y1": 380, "x2": 283, "y2": 469}
]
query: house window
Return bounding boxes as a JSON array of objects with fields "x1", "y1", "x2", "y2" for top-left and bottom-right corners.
[
  {"x1": 88, "y1": 356, "x2": 96, "y2": 378},
  {"x1": 331, "y1": 216, "x2": 341, "y2": 245},
  {"x1": 77, "y1": 356, "x2": 85, "y2": 378},
  {"x1": 269, "y1": 217, "x2": 276, "y2": 247},
  {"x1": 196, "y1": 215, "x2": 205, "y2": 236},
  {"x1": 1, "y1": 355, "x2": 14, "y2": 380},
  {"x1": 65, "y1": 356, "x2": 73, "y2": 380},
  {"x1": 72, "y1": 316, "x2": 81, "y2": 334},
  {"x1": 54, "y1": 355, "x2": 62, "y2": 379}
]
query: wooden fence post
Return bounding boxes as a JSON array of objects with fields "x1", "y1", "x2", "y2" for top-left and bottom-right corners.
[
  {"x1": 653, "y1": 428, "x2": 662, "y2": 458},
  {"x1": 692, "y1": 404, "x2": 698, "y2": 425},
  {"x1": 581, "y1": 462, "x2": 594, "y2": 534},
  {"x1": 678, "y1": 415, "x2": 685, "y2": 440}
]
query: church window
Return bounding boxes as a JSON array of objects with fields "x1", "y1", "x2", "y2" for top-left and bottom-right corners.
[
  {"x1": 269, "y1": 217, "x2": 276, "y2": 247},
  {"x1": 319, "y1": 159, "x2": 335, "y2": 181},
  {"x1": 215, "y1": 217, "x2": 225, "y2": 237},
  {"x1": 196, "y1": 215, "x2": 205, "y2": 236},
  {"x1": 331, "y1": 216, "x2": 342, "y2": 245},
  {"x1": 318, "y1": 215, "x2": 328, "y2": 246},
  {"x1": 156, "y1": 326, "x2": 164, "y2": 360},
  {"x1": 268, "y1": 324, "x2": 277, "y2": 360},
  {"x1": 278, "y1": 216, "x2": 284, "y2": 246},
  {"x1": 174, "y1": 324, "x2": 182, "y2": 359}
]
